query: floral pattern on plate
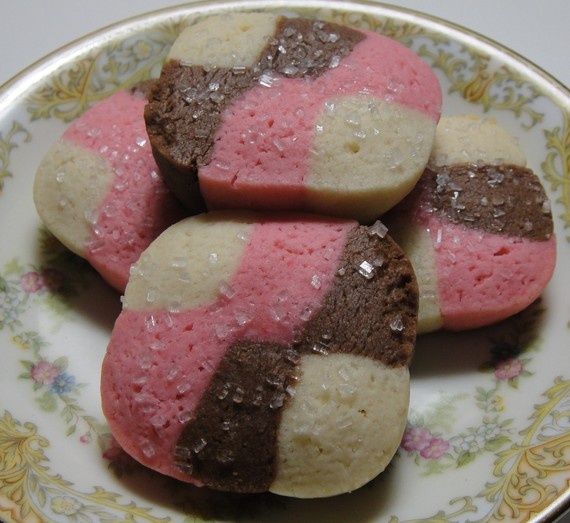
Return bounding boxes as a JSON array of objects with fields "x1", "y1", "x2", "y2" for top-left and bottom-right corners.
[{"x1": 0, "y1": 2, "x2": 569, "y2": 522}]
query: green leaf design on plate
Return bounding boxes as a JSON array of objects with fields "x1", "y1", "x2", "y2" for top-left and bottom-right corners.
[
  {"x1": 26, "y1": 21, "x2": 184, "y2": 122},
  {"x1": 0, "y1": 121, "x2": 31, "y2": 193},
  {"x1": 457, "y1": 451, "x2": 476, "y2": 467},
  {"x1": 483, "y1": 435, "x2": 510, "y2": 452},
  {"x1": 389, "y1": 496, "x2": 477, "y2": 522},
  {"x1": 542, "y1": 111, "x2": 570, "y2": 234},
  {"x1": 36, "y1": 392, "x2": 57, "y2": 412}
]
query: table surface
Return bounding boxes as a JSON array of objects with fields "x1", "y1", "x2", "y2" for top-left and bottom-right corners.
[{"x1": 1, "y1": 1, "x2": 568, "y2": 521}]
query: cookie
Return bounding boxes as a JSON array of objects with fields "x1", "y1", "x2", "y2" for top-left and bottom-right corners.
[
  {"x1": 33, "y1": 85, "x2": 186, "y2": 291},
  {"x1": 386, "y1": 115, "x2": 556, "y2": 332},
  {"x1": 145, "y1": 13, "x2": 441, "y2": 222},
  {"x1": 101, "y1": 211, "x2": 418, "y2": 497}
]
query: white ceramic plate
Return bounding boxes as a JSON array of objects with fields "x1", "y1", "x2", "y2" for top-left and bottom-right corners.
[{"x1": 1, "y1": 1, "x2": 569, "y2": 522}]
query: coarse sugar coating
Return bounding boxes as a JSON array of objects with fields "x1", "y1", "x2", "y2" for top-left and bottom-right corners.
[
  {"x1": 101, "y1": 211, "x2": 418, "y2": 497},
  {"x1": 145, "y1": 14, "x2": 441, "y2": 222},
  {"x1": 33, "y1": 86, "x2": 186, "y2": 291},
  {"x1": 385, "y1": 115, "x2": 556, "y2": 332}
]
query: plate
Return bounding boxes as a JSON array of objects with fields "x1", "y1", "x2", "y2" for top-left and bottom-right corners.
[{"x1": 1, "y1": 1, "x2": 569, "y2": 522}]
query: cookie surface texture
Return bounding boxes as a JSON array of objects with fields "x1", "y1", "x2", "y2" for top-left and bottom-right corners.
[
  {"x1": 33, "y1": 85, "x2": 186, "y2": 291},
  {"x1": 386, "y1": 115, "x2": 556, "y2": 332},
  {"x1": 101, "y1": 211, "x2": 418, "y2": 497},
  {"x1": 145, "y1": 14, "x2": 441, "y2": 222}
]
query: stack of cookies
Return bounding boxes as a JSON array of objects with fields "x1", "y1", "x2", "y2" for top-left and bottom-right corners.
[{"x1": 33, "y1": 13, "x2": 555, "y2": 498}]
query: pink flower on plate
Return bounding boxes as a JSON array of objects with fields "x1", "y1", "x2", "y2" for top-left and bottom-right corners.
[
  {"x1": 420, "y1": 437, "x2": 450, "y2": 459},
  {"x1": 21, "y1": 271, "x2": 45, "y2": 293},
  {"x1": 41, "y1": 268, "x2": 64, "y2": 292},
  {"x1": 494, "y1": 358, "x2": 523, "y2": 380},
  {"x1": 79, "y1": 432, "x2": 92, "y2": 444},
  {"x1": 401, "y1": 426, "x2": 433, "y2": 452},
  {"x1": 30, "y1": 360, "x2": 59, "y2": 385}
]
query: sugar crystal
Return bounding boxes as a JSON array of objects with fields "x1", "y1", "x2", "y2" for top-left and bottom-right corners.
[
  {"x1": 338, "y1": 383, "x2": 356, "y2": 398},
  {"x1": 270, "y1": 392, "x2": 285, "y2": 409},
  {"x1": 149, "y1": 341, "x2": 164, "y2": 352},
  {"x1": 133, "y1": 375, "x2": 147, "y2": 386},
  {"x1": 150, "y1": 413, "x2": 166, "y2": 430},
  {"x1": 270, "y1": 305, "x2": 285, "y2": 322},
  {"x1": 84, "y1": 209, "x2": 98, "y2": 225},
  {"x1": 209, "y1": 91, "x2": 224, "y2": 103},
  {"x1": 142, "y1": 442, "x2": 155, "y2": 458},
  {"x1": 368, "y1": 220, "x2": 388, "y2": 238},
  {"x1": 146, "y1": 288, "x2": 157, "y2": 303},
  {"x1": 390, "y1": 315, "x2": 404, "y2": 332},
  {"x1": 312, "y1": 342, "x2": 329, "y2": 356},
  {"x1": 215, "y1": 322, "x2": 232, "y2": 339},
  {"x1": 300, "y1": 306, "x2": 312, "y2": 321},
  {"x1": 193, "y1": 438, "x2": 207, "y2": 454},
  {"x1": 177, "y1": 411, "x2": 192, "y2": 424},
  {"x1": 177, "y1": 382, "x2": 191, "y2": 395},
  {"x1": 329, "y1": 55, "x2": 341, "y2": 68},
  {"x1": 345, "y1": 112, "x2": 361, "y2": 127},
  {"x1": 219, "y1": 281, "x2": 236, "y2": 299},
  {"x1": 372, "y1": 257, "x2": 384, "y2": 268},
  {"x1": 283, "y1": 27, "x2": 296, "y2": 38},
  {"x1": 282, "y1": 65, "x2": 299, "y2": 76},
  {"x1": 217, "y1": 383, "x2": 230, "y2": 400},
  {"x1": 285, "y1": 348, "x2": 300, "y2": 364},
  {"x1": 140, "y1": 356, "x2": 152, "y2": 370},
  {"x1": 286, "y1": 385, "x2": 296, "y2": 397},
  {"x1": 266, "y1": 374, "x2": 282, "y2": 388},
  {"x1": 358, "y1": 261, "x2": 375, "y2": 279},
  {"x1": 273, "y1": 138, "x2": 286, "y2": 152},
  {"x1": 232, "y1": 387, "x2": 244, "y2": 404},
  {"x1": 487, "y1": 170, "x2": 504, "y2": 186},
  {"x1": 259, "y1": 72, "x2": 277, "y2": 87},
  {"x1": 234, "y1": 310, "x2": 253, "y2": 326},
  {"x1": 311, "y1": 274, "x2": 322, "y2": 289},
  {"x1": 168, "y1": 300, "x2": 182, "y2": 313},
  {"x1": 436, "y1": 172, "x2": 450, "y2": 192},
  {"x1": 145, "y1": 315, "x2": 157, "y2": 332}
]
